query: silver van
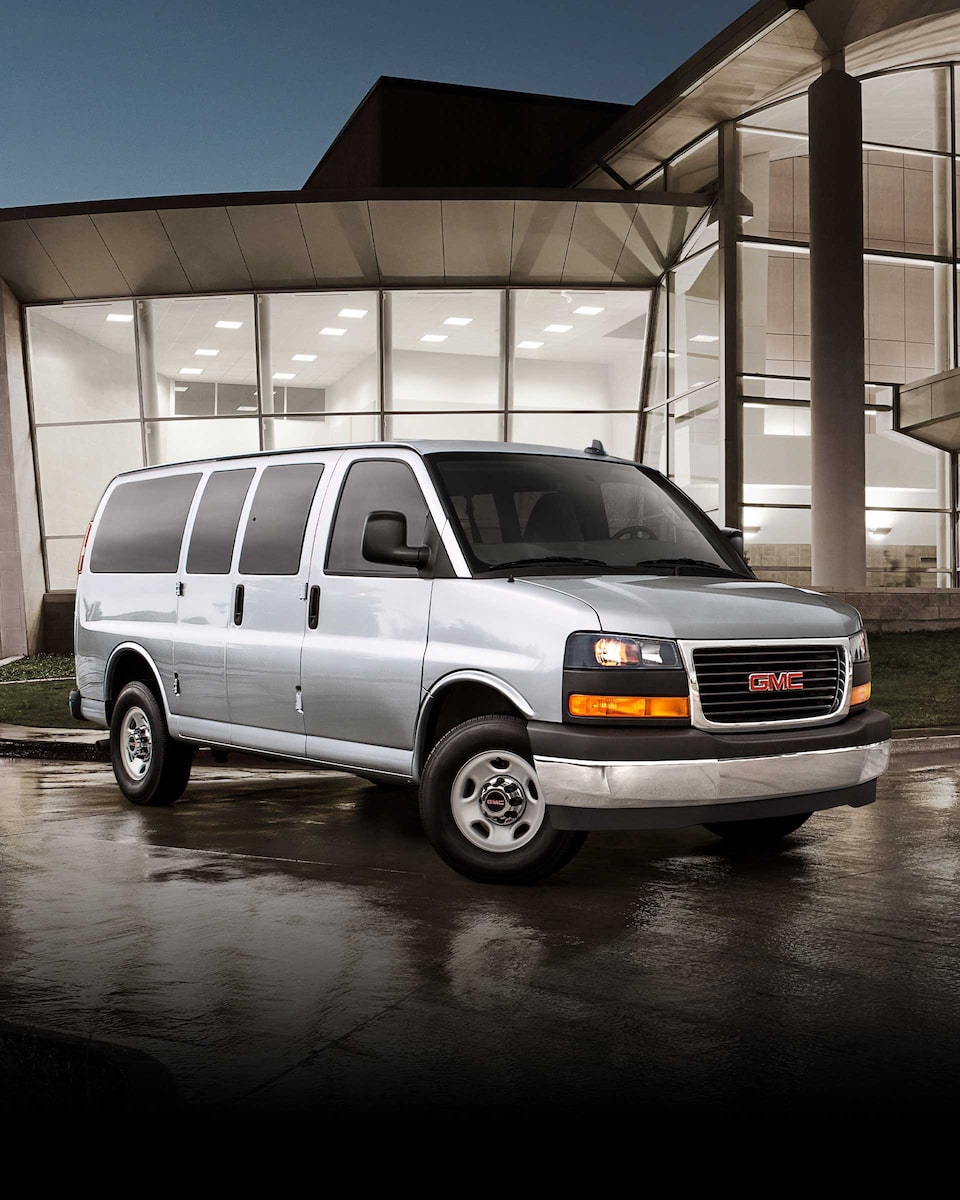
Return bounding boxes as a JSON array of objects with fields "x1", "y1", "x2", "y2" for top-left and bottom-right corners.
[{"x1": 71, "y1": 440, "x2": 891, "y2": 883}]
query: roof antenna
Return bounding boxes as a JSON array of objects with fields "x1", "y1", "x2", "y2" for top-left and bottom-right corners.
[{"x1": 584, "y1": 439, "x2": 607, "y2": 456}]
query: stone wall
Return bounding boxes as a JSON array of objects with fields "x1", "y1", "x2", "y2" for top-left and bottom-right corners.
[
  {"x1": 823, "y1": 589, "x2": 960, "y2": 632},
  {"x1": 748, "y1": 543, "x2": 939, "y2": 590}
]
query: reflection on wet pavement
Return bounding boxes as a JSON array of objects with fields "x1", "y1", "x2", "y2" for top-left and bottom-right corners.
[{"x1": 1, "y1": 753, "x2": 959, "y2": 1115}]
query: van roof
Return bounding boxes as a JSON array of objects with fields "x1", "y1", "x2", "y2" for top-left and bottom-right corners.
[{"x1": 114, "y1": 439, "x2": 634, "y2": 477}]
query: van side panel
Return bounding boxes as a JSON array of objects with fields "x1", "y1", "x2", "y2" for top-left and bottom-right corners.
[{"x1": 423, "y1": 579, "x2": 601, "y2": 724}]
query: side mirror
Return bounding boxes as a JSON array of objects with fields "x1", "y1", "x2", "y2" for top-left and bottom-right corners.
[
  {"x1": 720, "y1": 527, "x2": 745, "y2": 557},
  {"x1": 362, "y1": 510, "x2": 430, "y2": 569}
]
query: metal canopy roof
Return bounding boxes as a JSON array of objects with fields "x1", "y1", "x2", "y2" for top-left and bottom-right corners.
[{"x1": 0, "y1": 187, "x2": 708, "y2": 304}]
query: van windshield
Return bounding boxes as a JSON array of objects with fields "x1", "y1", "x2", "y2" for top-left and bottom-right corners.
[{"x1": 429, "y1": 453, "x2": 751, "y2": 577}]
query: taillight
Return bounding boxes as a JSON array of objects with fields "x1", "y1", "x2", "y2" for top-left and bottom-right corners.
[{"x1": 77, "y1": 522, "x2": 92, "y2": 575}]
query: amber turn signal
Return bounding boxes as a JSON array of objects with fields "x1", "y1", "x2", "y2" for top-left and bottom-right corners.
[
  {"x1": 568, "y1": 694, "x2": 690, "y2": 719},
  {"x1": 850, "y1": 682, "x2": 871, "y2": 706}
]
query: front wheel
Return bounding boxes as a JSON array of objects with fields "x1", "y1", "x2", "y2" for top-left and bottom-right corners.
[
  {"x1": 419, "y1": 716, "x2": 586, "y2": 884},
  {"x1": 110, "y1": 681, "x2": 193, "y2": 807},
  {"x1": 703, "y1": 811, "x2": 812, "y2": 843}
]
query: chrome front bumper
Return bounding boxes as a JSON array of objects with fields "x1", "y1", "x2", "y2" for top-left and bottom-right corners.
[{"x1": 534, "y1": 739, "x2": 891, "y2": 811}]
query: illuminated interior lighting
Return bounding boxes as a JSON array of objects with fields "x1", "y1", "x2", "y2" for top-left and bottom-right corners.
[
  {"x1": 194, "y1": 348, "x2": 219, "y2": 357},
  {"x1": 652, "y1": 351, "x2": 677, "y2": 358},
  {"x1": 742, "y1": 240, "x2": 809, "y2": 254},
  {"x1": 864, "y1": 252, "x2": 938, "y2": 268},
  {"x1": 443, "y1": 317, "x2": 473, "y2": 326},
  {"x1": 338, "y1": 308, "x2": 367, "y2": 319},
  {"x1": 544, "y1": 324, "x2": 572, "y2": 333},
  {"x1": 690, "y1": 334, "x2": 719, "y2": 343},
  {"x1": 215, "y1": 320, "x2": 243, "y2": 329},
  {"x1": 743, "y1": 402, "x2": 767, "y2": 409},
  {"x1": 292, "y1": 354, "x2": 317, "y2": 362},
  {"x1": 179, "y1": 367, "x2": 203, "y2": 375},
  {"x1": 739, "y1": 126, "x2": 809, "y2": 142},
  {"x1": 863, "y1": 141, "x2": 945, "y2": 159},
  {"x1": 517, "y1": 340, "x2": 544, "y2": 350},
  {"x1": 573, "y1": 306, "x2": 604, "y2": 315},
  {"x1": 420, "y1": 334, "x2": 447, "y2": 343},
  {"x1": 174, "y1": 386, "x2": 189, "y2": 393},
  {"x1": 105, "y1": 312, "x2": 133, "y2": 323},
  {"x1": 273, "y1": 372, "x2": 296, "y2": 380},
  {"x1": 320, "y1": 327, "x2": 347, "y2": 336},
  {"x1": 237, "y1": 405, "x2": 257, "y2": 412}
]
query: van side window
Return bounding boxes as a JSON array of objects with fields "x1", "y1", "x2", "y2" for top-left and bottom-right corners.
[
  {"x1": 90, "y1": 473, "x2": 201, "y2": 573},
  {"x1": 326, "y1": 460, "x2": 429, "y2": 576},
  {"x1": 238, "y1": 463, "x2": 324, "y2": 576},
  {"x1": 186, "y1": 468, "x2": 256, "y2": 574}
]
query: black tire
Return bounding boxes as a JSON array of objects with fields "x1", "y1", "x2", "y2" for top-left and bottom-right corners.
[
  {"x1": 702, "y1": 811, "x2": 812, "y2": 843},
  {"x1": 419, "y1": 715, "x2": 586, "y2": 884},
  {"x1": 110, "y1": 681, "x2": 193, "y2": 807}
]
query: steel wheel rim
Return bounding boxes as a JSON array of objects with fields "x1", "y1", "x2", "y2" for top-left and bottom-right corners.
[
  {"x1": 451, "y1": 748, "x2": 545, "y2": 853},
  {"x1": 121, "y1": 705, "x2": 153, "y2": 781}
]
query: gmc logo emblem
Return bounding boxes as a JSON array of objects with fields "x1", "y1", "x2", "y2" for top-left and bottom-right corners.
[{"x1": 748, "y1": 671, "x2": 804, "y2": 692}]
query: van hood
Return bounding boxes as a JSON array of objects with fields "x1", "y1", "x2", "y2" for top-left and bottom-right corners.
[{"x1": 518, "y1": 575, "x2": 861, "y2": 641}]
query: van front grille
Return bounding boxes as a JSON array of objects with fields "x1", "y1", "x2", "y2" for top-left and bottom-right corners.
[{"x1": 692, "y1": 645, "x2": 845, "y2": 725}]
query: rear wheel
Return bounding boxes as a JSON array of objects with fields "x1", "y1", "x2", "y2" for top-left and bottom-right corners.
[
  {"x1": 110, "y1": 681, "x2": 192, "y2": 807},
  {"x1": 419, "y1": 715, "x2": 586, "y2": 884},
  {"x1": 702, "y1": 811, "x2": 812, "y2": 843}
]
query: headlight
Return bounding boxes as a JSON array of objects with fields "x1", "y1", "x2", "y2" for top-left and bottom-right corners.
[
  {"x1": 565, "y1": 632, "x2": 682, "y2": 670},
  {"x1": 849, "y1": 629, "x2": 869, "y2": 663}
]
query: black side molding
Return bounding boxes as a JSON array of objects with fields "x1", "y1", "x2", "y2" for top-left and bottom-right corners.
[{"x1": 68, "y1": 690, "x2": 83, "y2": 721}]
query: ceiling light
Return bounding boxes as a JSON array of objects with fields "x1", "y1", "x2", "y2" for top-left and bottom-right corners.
[
  {"x1": 573, "y1": 306, "x2": 604, "y2": 316},
  {"x1": 544, "y1": 324, "x2": 572, "y2": 333},
  {"x1": 105, "y1": 312, "x2": 133, "y2": 323},
  {"x1": 273, "y1": 372, "x2": 296, "y2": 380},
  {"x1": 174, "y1": 386, "x2": 189, "y2": 393},
  {"x1": 292, "y1": 354, "x2": 317, "y2": 362},
  {"x1": 320, "y1": 327, "x2": 347, "y2": 336},
  {"x1": 237, "y1": 405, "x2": 258, "y2": 412},
  {"x1": 517, "y1": 340, "x2": 544, "y2": 350},
  {"x1": 195, "y1": 348, "x2": 219, "y2": 356},
  {"x1": 690, "y1": 334, "x2": 719, "y2": 343},
  {"x1": 443, "y1": 317, "x2": 473, "y2": 326},
  {"x1": 420, "y1": 334, "x2": 447, "y2": 343},
  {"x1": 215, "y1": 320, "x2": 243, "y2": 329},
  {"x1": 651, "y1": 351, "x2": 677, "y2": 358},
  {"x1": 338, "y1": 308, "x2": 367, "y2": 319},
  {"x1": 180, "y1": 367, "x2": 203, "y2": 375}
]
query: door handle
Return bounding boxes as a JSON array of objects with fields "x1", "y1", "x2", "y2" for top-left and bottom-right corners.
[
  {"x1": 307, "y1": 585, "x2": 321, "y2": 629},
  {"x1": 233, "y1": 584, "x2": 245, "y2": 626}
]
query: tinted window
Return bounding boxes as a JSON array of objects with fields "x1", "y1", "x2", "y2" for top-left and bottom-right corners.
[
  {"x1": 430, "y1": 453, "x2": 748, "y2": 576},
  {"x1": 186, "y1": 468, "x2": 255, "y2": 574},
  {"x1": 90, "y1": 473, "x2": 201, "y2": 573},
  {"x1": 327, "y1": 460, "x2": 429, "y2": 576},
  {"x1": 238, "y1": 463, "x2": 324, "y2": 575}
]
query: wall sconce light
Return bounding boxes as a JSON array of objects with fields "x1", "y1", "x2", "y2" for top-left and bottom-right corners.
[{"x1": 867, "y1": 526, "x2": 891, "y2": 540}]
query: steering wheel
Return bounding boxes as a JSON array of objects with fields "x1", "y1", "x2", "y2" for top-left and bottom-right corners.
[{"x1": 613, "y1": 525, "x2": 657, "y2": 540}]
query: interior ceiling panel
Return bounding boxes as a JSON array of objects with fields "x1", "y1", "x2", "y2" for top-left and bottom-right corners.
[
  {"x1": 296, "y1": 201, "x2": 379, "y2": 283},
  {"x1": 27, "y1": 215, "x2": 130, "y2": 298},
  {"x1": 91, "y1": 210, "x2": 191, "y2": 296}
]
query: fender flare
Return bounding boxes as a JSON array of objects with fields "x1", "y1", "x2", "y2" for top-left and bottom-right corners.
[
  {"x1": 413, "y1": 669, "x2": 534, "y2": 778},
  {"x1": 104, "y1": 642, "x2": 173, "y2": 725}
]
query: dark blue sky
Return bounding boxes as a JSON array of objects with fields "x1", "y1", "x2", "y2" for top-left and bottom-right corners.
[{"x1": 1, "y1": 0, "x2": 749, "y2": 209}]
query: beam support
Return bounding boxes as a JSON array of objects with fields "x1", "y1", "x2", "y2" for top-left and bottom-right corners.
[{"x1": 809, "y1": 63, "x2": 867, "y2": 589}]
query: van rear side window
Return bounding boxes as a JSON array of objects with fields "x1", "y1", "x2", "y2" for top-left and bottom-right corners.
[
  {"x1": 90, "y1": 473, "x2": 201, "y2": 573},
  {"x1": 238, "y1": 463, "x2": 325, "y2": 575},
  {"x1": 186, "y1": 468, "x2": 256, "y2": 574}
]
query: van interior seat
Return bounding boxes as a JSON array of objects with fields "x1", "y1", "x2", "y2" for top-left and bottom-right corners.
[{"x1": 523, "y1": 492, "x2": 583, "y2": 543}]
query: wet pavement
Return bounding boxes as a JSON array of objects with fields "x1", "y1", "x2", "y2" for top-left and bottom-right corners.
[{"x1": 1, "y1": 750, "x2": 959, "y2": 1117}]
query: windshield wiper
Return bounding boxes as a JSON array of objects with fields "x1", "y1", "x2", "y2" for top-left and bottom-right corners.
[
  {"x1": 488, "y1": 555, "x2": 610, "y2": 571},
  {"x1": 633, "y1": 557, "x2": 744, "y2": 577}
]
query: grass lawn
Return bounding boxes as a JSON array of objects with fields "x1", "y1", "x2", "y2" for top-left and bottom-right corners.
[{"x1": 1, "y1": 636, "x2": 959, "y2": 732}]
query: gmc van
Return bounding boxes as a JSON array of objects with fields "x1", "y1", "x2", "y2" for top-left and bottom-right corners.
[{"x1": 72, "y1": 440, "x2": 891, "y2": 883}]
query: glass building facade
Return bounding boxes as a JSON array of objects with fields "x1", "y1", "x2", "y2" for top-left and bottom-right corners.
[
  {"x1": 25, "y1": 288, "x2": 650, "y2": 588},
  {"x1": 639, "y1": 64, "x2": 960, "y2": 589}
]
